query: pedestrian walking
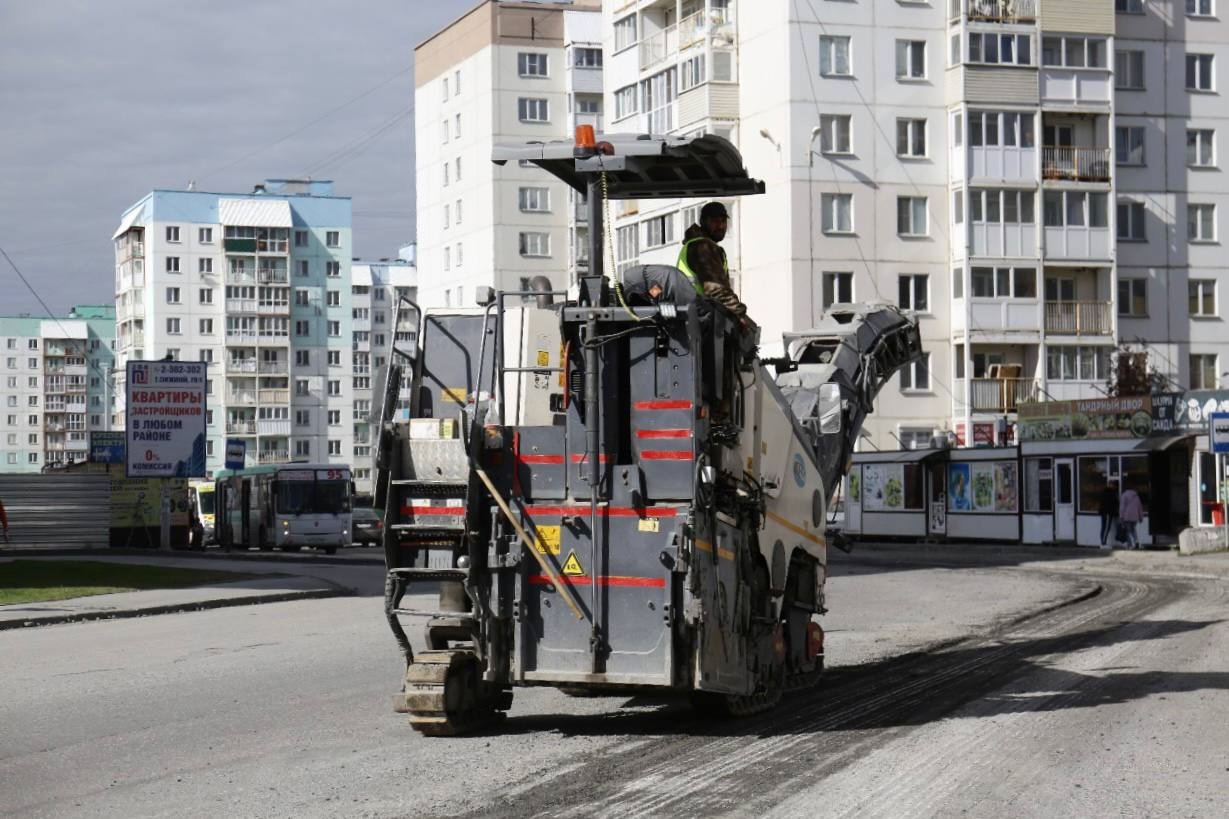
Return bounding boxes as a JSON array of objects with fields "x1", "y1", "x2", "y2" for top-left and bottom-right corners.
[
  {"x1": 1119, "y1": 485, "x2": 1145, "y2": 549},
  {"x1": 1098, "y1": 481, "x2": 1119, "y2": 548},
  {"x1": 0, "y1": 496, "x2": 9, "y2": 545}
]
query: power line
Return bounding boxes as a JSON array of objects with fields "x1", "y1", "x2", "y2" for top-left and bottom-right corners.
[
  {"x1": 0, "y1": 242, "x2": 87, "y2": 353},
  {"x1": 302, "y1": 106, "x2": 415, "y2": 177}
]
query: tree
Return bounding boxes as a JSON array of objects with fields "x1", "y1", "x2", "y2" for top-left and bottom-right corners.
[{"x1": 1106, "y1": 345, "x2": 1170, "y2": 396}]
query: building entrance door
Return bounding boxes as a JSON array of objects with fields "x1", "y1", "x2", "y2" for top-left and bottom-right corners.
[{"x1": 1054, "y1": 458, "x2": 1075, "y2": 541}]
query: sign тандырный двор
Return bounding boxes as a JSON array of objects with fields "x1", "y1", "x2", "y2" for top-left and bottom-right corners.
[{"x1": 125, "y1": 361, "x2": 207, "y2": 478}]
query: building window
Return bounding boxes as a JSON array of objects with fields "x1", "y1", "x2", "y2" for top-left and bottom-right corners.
[
  {"x1": 900, "y1": 355, "x2": 931, "y2": 391},
  {"x1": 166, "y1": 318, "x2": 181, "y2": 335},
  {"x1": 454, "y1": 69, "x2": 460, "y2": 95},
  {"x1": 166, "y1": 226, "x2": 180, "y2": 242},
  {"x1": 1188, "y1": 0, "x2": 1214, "y2": 17},
  {"x1": 1116, "y1": 0, "x2": 1144, "y2": 12},
  {"x1": 1118, "y1": 279, "x2": 1147, "y2": 317},
  {"x1": 1187, "y1": 129, "x2": 1216, "y2": 167},
  {"x1": 295, "y1": 320, "x2": 309, "y2": 337},
  {"x1": 822, "y1": 271, "x2": 853, "y2": 309},
  {"x1": 455, "y1": 199, "x2": 463, "y2": 224},
  {"x1": 518, "y1": 52, "x2": 548, "y2": 77},
  {"x1": 295, "y1": 380, "x2": 309, "y2": 397},
  {"x1": 518, "y1": 98, "x2": 549, "y2": 123},
  {"x1": 681, "y1": 54, "x2": 707, "y2": 90},
  {"x1": 1115, "y1": 126, "x2": 1145, "y2": 166},
  {"x1": 165, "y1": 287, "x2": 180, "y2": 304},
  {"x1": 198, "y1": 258, "x2": 213, "y2": 274},
  {"x1": 328, "y1": 320, "x2": 340, "y2": 336},
  {"x1": 898, "y1": 274, "x2": 929, "y2": 312},
  {"x1": 166, "y1": 256, "x2": 180, "y2": 273},
  {"x1": 642, "y1": 68, "x2": 677, "y2": 133},
  {"x1": 199, "y1": 318, "x2": 213, "y2": 334},
  {"x1": 326, "y1": 261, "x2": 340, "y2": 277},
  {"x1": 819, "y1": 114, "x2": 852, "y2": 154},
  {"x1": 821, "y1": 193, "x2": 853, "y2": 233},
  {"x1": 295, "y1": 350, "x2": 310, "y2": 366},
  {"x1": 328, "y1": 350, "x2": 341, "y2": 367},
  {"x1": 1043, "y1": 191, "x2": 1108, "y2": 227},
  {"x1": 328, "y1": 439, "x2": 341, "y2": 456},
  {"x1": 897, "y1": 197, "x2": 928, "y2": 236},
  {"x1": 455, "y1": 157, "x2": 461, "y2": 181},
  {"x1": 1191, "y1": 354, "x2": 1218, "y2": 389},
  {"x1": 1115, "y1": 50, "x2": 1145, "y2": 89},
  {"x1": 519, "y1": 232, "x2": 551, "y2": 258},
  {"x1": 297, "y1": 260, "x2": 309, "y2": 277},
  {"x1": 328, "y1": 379, "x2": 341, "y2": 396},
  {"x1": 327, "y1": 290, "x2": 340, "y2": 307},
  {"x1": 895, "y1": 40, "x2": 926, "y2": 79},
  {"x1": 1189, "y1": 280, "x2": 1217, "y2": 316},
  {"x1": 326, "y1": 230, "x2": 340, "y2": 248},
  {"x1": 968, "y1": 111, "x2": 1035, "y2": 147},
  {"x1": 28, "y1": 453, "x2": 38, "y2": 464},
  {"x1": 200, "y1": 349, "x2": 213, "y2": 363},
  {"x1": 455, "y1": 243, "x2": 462, "y2": 267},
  {"x1": 819, "y1": 36, "x2": 852, "y2": 76},
  {"x1": 295, "y1": 440, "x2": 311, "y2": 457},
  {"x1": 643, "y1": 214, "x2": 675, "y2": 249},
  {"x1": 616, "y1": 224, "x2": 639, "y2": 269},
  {"x1": 443, "y1": 204, "x2": 450, "y2": 228},
  {"x1": 199, "y1": 227, "x2": 213, "y2": 243},
  {"x1": 443, "y1": 247, "x2": 451, "y2": 271},
  {"x1": 971, "y1": 266, "x2": 1037, "y2": 298},
  {"x1": 967, "y1": 32, "x2": 1032, "y2": 66},
  {"x1": 1189, "y1": 204, "x2": 1216, "y2": 241},
  {"x1": 1041, "y1": 36, "x2": 1107, "y2": 68},
  {"x1": 295, "y1": 289, "x2": 310, "y2": 307},
  {"x1": 199, "y1": 287, "x2": 213, "y2": 304},
  {"x1": 295, "y1": 230, "x2": 308, "y2": 247},
  {"x1": 1187, "y1": 54, "x2": 1215, "y2": 91},
  {"x1": 574, "y1": 46, "x2": 602, "y2": 68},
  {"x1": 519, "y1": 187, "x2": 551, "y2": 212},
  {"x1": 1047, "y1": 347, "x2": 1109, "y2": 381},
  {"x1": 614, "y1": 85, "x2": 638, "y2": 120},
  {"x1": 896, "y1": 118, "x2": 926, "y2": 157},
  {"x1": 1117, "y1": 200, "x2": 1147, "y2": 241},
  {"x1": 614, "y1": 14, "x2": 637, "y2": 52}
]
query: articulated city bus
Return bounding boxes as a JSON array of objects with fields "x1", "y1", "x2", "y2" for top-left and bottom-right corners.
[{"x1": 215, "y1": 463, "x2": 352, "y2": 554}]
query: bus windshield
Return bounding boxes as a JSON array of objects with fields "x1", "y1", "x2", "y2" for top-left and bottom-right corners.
[
  {"x1": 315, "y1": 480, "x2": 351, "y2": 514},
  {"x1": 276, "y1": 479, "x2": 351, "y2": 515},
  {"x1": 197, "y1": 490, "x2": 216, "y2": 515}
]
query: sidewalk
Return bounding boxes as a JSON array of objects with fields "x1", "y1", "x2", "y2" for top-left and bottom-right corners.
[{"x1": 0, "y1": 555, "x2": 353, "y2": 630}]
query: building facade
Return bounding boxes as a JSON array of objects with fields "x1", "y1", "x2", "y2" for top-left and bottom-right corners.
[
  {"x1": 350, "y1": 253, "x2": 417, "y2": 495},
  {"x1": 112, "y1": 180, "x2": 355, "y2": 476},
  {"x1": 0, "y1": 305, "x2": 115, "y2": 472},
  {"x1": 414, "y1": 0, "x2": 603, "y2": 309},
  {"x1": 601, "y1": 0, "x2": 1229, "y2": 452}
]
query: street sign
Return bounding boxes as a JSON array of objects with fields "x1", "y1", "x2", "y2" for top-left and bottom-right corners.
[
  {"x1": 1210, "y1": 413, "x2": 1229, "y2": 454},
  {"x1": 90, "y1": 431, "x2": 126, "y2": 464},
  {"x1": 125, "y1": 360, "x2": 208, "y2": 478},
  {"x1": 224, "y1": 438, "x2": 246, "y2": 470}
]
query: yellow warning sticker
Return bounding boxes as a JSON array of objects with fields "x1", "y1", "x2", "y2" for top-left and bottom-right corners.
[
  {"x1": 562, "y1": 551, "x2": 585, "y2": 576},
  {"x1": 533, "y1": 525, "x2": 561, "y2": 555},
  {"x1": 536, "y1": 350, "x2": 550, "y2": 366},
  {"x1": 637, "y1": 518, "x2": 660, "y2": 533},
  {"x1": 441, "y1": 387, "x2": 467, "y2": 404}
]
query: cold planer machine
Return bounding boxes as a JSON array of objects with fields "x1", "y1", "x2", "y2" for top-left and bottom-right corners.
[{"x1": 374, "y1": 132, "x2": 923, "y2": 735}]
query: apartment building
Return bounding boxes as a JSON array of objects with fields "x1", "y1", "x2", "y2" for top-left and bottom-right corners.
[
  {"x1": 0, "y1": 305, "x2": 115, "y2": 472},
  {"x1": 414, "y1": 0, "x2": 603, "y2": 309},
  {"x1": 350, "y1": 253, "x2": 417, "y2": 495},
  {"x1": 603, "y1": 0, "x2": 1229, "y2": 451},
  {"x1": 112, "y1": 180, "x2": 355, "y2": 475}
]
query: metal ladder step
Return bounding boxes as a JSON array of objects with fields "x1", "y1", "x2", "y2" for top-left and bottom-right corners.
[
  {"x1": 389, "y1": 567, "x2": 468, "y2": 582},
  {"x1": 391, "y1": 609, "x2": 477, "y2": 623}
]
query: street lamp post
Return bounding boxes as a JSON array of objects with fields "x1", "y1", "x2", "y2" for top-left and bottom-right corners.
[{"x1": 808, "y1": 125, "x2": 823, "y2": 313}]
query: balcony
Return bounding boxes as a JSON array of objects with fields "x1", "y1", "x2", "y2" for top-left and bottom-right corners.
[
  {"x1": 257, "y1": 268, "x2": 288, "y2": 284},
  {"x1": 258, "y1": 301, "x2": 289, "y2": 315},
  {"x1": 258, "y1": 388, "x2": 289, "y2": 404},
  {"x1": 227, "y1": 359, "x2": 257, "y2": 374},
  {"x1": 963, "y1": 0, "x2": 1036, "y2": 22},
  {"x1": 971, "y1": 378, "x2": 1040, "y2": 413},
  {"x1": 226, "y1": 298, "x2": 257, "y2": 314},
  {"x1": 226, "y1": 269, "x2": 256, "y2": 285},
  {"x1": 1042, "y1": 147, "x2": 1111, "y2": 183},
  {"x1": 259, "y1": 360, "x2": 288, "y2": 375},
  {"x1": 678, "y1": 7, "x2": 733, "y2": 49},
  {"x1": 639, "y1": 26, "x2": 678, "y2": 71},
  {"x1": 226, "y1": 329, "x2": 258, "y2": 342},
  {"x1": 258, "y1": 419, "x2": 291, "y2": 436},
  {"x1": 229, "y1": 391, "x2": 257, "y2": 406},
  {"x1": 258, "y1": 449, "x2": 289, "y2": 464},
  {"x1": 1044, "y1": 301, "x2": 1114, "y2": 336},
  {"x1": 226, "y1": 421, "x2": 257, "y2": 435}
]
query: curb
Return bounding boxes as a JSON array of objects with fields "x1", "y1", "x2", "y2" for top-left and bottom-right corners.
[
  {"x1": 0, "y1": 586, "x2": 353, "y2": 631},
  {"x1": 1, "y1": 547, "x2": 386, "y2": 567}
]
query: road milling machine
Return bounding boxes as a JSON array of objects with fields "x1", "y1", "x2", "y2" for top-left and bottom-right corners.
[{"x1": 374, "y1": 131, "x2": 922, "y2": 735}]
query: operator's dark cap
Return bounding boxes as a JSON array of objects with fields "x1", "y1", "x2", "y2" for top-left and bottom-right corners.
[{"x1": 700, "y1": 201, "x2": 728, "y2": 221}]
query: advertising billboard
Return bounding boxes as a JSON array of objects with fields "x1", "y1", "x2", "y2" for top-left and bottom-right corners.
[{"x1": 125, "y1": 360, "x2": 208, "y2": 478}]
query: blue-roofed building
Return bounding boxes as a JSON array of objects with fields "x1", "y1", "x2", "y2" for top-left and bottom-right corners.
[{"x1": 112, "y1": 180, "x2": 354, "y2": 475}]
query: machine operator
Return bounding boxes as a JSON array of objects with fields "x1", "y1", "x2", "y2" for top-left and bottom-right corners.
[{"x1": 676, "y1": 201, "x2": 754, "y2": 330}]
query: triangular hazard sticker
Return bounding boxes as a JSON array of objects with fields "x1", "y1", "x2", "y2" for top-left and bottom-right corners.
[{"x1": 561, "y1": 551, "x2": 584, "y2": 576}]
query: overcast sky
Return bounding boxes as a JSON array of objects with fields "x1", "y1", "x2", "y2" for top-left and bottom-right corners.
[{"x1": 0, "y1": 0, "x2": 479, "y2": 316}]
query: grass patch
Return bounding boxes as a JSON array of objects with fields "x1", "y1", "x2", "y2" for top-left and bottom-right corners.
[{"x1": 0, "y1": 560, "x2": 262, "y2": 606}]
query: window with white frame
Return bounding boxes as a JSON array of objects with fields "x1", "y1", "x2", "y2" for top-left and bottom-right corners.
[
  {"x1": 199, "y1": 227, "x2": 213, "y2": 243},
  {"x1": 166, "y1": 226, "x2": 180, "y2": 242},
  {"x1": 297, "y1": 260, "x2": 309, "y2": 277},
  {"x1": 295, "y1": 230, "x2": 308, "y2": 247},
  {"x1": 819, "y1": 36, "x2": 852, "y2": 76},
  {"x1": 822, "y1": 271, "x2": 853, "y2": 309},
  {"x1": 967, "y1": 32, "x2": 1032, "y2": 66},
  {"x1": 328, "y1": 440, "x2": 341, "y2": 456},
  {"x1": 455, "y1": 199, "x2": 462, "y2": 223},
  {"x1": 971, "y1": 266, "x2": 1037, "y2": 298},
  {"x1": 1191, "y1": 354, "x2": 1218, "y2": 389},
  {"x1": 574, "y1": 47, "x2": 602, "y2": 68},
  {"x1": 896, "y1": 118, "x2": 926, "y2": 157},
  {"x1": 681, "y1": 54, "x2": 706, "y2": 90},
  {"x1": 641, "y1": 68, "x2": 676, "y2": 134},
  {"x1": 199, "y1": 318, "x2": 213, "y2": 334},
  {"x1": 1047, "y1": 346, "x2": 1109, "y2": 381},
  {"x1": 1118, "y1": 279, "x2": 1147, "y2": 316},
  {"x1": 953, "y1": 191, "x2": 964, "y2": 223},
  {"x1": 200, "y1": 348, "x2": 213, "y2": 363},
  {"x1": 1187, "y1": 129, "x2": 1216, "y2": 167},
  {"x1": 165, "y1": 287, "x2": 180, "y2": 304},
  {"x1": 614, "y1": 14, "x2": 637, "y2": 52},
  {"x1": 616, "y1": 225, "x2": 639, "y2": 270},
  {"x1": 518, "y1": 97, "x2": 549, "y2": 122},
  {"x1": 295, "y1": 440, "x2": 311, "y2": 457},
  {"x1": 895, "y1": 40, "x2": 926, "y2": 79},
  {"x1": 326, "y1": 261, "x2": 340, "y2": 277},
  {"x1": 821, "y1": 193, "x2": 853, "y2": 233},
  {"x1": 1041, "y1": 36, "x2": 1106, "y2": 68},
  {"x1": 327, "y1": 290, "x2": 340, "y2": 306},
  {"x1": 519, "y1": 232, "x2": 551, "y2": 257},
  {"x1": 900, "y1": 354, "x2": 931, "y2": 391},
  {"x1": 1187, "y1": 0, "x2": 1214, "y2": 16},
  {"x1": 295, "y1": 320, "x2": 310, "y2": 337},
  {"x1": 1115, "y1": 50, "x2": 1145, "y2": 89},
  {"x1": 519, "y1": 187, "x2": 551, "y2": 212},
  {"x1": 518, "y1": 52, "x2": 548, "y2": 77},
  {"x1": 643, "y1": 214, "x2": 675, "y2": 248},
  {"x1": 968, "y1": 111, "x2": 1036, "y2": 147},
  {"x1": 614, "y1": 85, "x2": 638, "y2": 120},
  {"x1": 166, "y1": 318, "x2": 181, "y2": 335},
  {"x1": 455, "y1": 113, "x2": 461, "y2": 138},
  {"x1": 166, "y1": 256, "x2": 180, "y2": 273},
  {"x1": 897, "y1": 197, "x2": 928, "y2": 236},
  {"x1": 898, "y1": 274, "x2": 929, "y2": 312},
  {"x1": 327, "y1": 379, "x2": 341, "y2": 396},
  {"x1": 1043, "y1": 191, "x2": 1109, "y2": 227},
  {"x1": 1189, "y1": 203, "x2": 1216, "y2": 241},
  {"x1": 819, "y1": 114, "x2": 852, "y2": 154},
  {"x1": 1187, "y1": 54, "x2": 1214, "y2": 90},
  {"x1": 1189, "y1": 279, "x2": 1217, "y2": 316},
  {"x1": 323, "y1": 230, "x2": 339, "y2": 248},
  {"x1": 1118, "y1": 200, "x2": 1147, "y2": 240},
  {"x1": 1116, "y1": 126, "x2": 1145, "y2": 166},
  {"x1": 197, "y1": 257, "x2": 212, "y2": 274},
  {"x1": 455, "y1": 243, "x2": 462, "y2": 267}
]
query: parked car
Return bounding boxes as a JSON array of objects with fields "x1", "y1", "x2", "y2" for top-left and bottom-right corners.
[{"x1": 352, "y1": 506, "x2": 384, "y2": 546}]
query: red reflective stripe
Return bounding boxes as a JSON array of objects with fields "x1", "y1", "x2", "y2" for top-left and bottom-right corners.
[
  {"x1": 633, "y1": 400, "x2": 693, "y2": 410},
  {"x1": 569, "y1": 453, "x2": 610, "y2": 463},
  {"x1": 640, "y1": 450, "x2": 694, "y2": 461},
  {"x1": 528, "y1": 575, "x2": 667, "y2": 588},
  {"x1": 636, "y1": 428, "x2": 692, "y2": 439},
  {"x1": 408, "y1": 506, "x2": 466, "y2": 515},
  {"x1": 522, "y1": 505, "x2": 679, "y2": 518},
  {"x1": 518, "y1": 454, "x2": 565, "y2": 465}
]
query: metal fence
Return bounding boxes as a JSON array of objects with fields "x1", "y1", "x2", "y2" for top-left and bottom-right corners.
[{"x1": 0, "y1": 473, "x2": 112, "y2": 549}]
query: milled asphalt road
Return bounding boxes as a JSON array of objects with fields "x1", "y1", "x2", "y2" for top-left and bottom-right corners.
[{"x1": 2, "y1": 546, "x2": 1227, "y2": 818}]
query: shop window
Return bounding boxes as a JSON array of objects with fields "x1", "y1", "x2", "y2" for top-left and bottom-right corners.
[{"x1": 1025, "y1": 457, "x2": 1053, "y2": 512}]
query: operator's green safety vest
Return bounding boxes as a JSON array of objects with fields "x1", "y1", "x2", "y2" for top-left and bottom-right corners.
[{"x1": 676, "y1": 237, "x2": 728, "y2": 295}]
